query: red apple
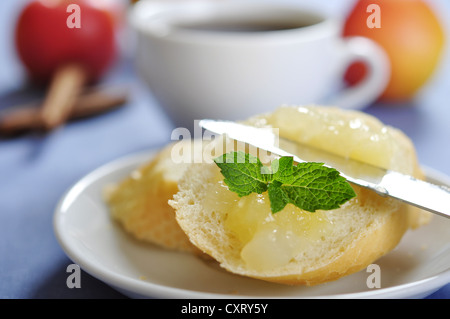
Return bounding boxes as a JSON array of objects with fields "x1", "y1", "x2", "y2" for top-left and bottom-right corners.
[
  {"x1": 15, "y1": 0, "x2": 117, "y2": 84},
  {"x1": 14, "y1": 0, "x2": 118, "y2": 130}
]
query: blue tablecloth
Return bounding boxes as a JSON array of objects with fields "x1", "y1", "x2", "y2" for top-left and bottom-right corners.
[{"x1": 1, "y1": 0, "x2": 449, "y2": 299}]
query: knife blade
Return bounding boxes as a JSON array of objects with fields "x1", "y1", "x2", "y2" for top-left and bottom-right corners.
[{"x1": 199, "y1": 119, "x2": 450, "y2": 219}]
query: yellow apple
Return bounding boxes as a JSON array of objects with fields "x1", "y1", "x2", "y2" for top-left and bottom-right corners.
[{"x1": 343, "y1": 0, "x2": 445, "y2": 102}]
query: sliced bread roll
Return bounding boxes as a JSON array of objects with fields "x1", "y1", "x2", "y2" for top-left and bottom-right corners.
[
  {"x1": 105, "y1": 139, "x2": 204, "y2": 254},
  {"x1": 169, "y1": 105, "x2": 431, "y2": 285}
]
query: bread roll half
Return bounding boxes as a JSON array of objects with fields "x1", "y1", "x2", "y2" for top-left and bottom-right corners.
[
  {"x1": 169, "y1": 105, "x2": 431, "y2": 285},
  {"x1": 105, "y1": 139, "x2": 203, "y2": 254}
]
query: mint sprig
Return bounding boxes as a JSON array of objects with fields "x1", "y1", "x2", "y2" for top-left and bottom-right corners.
[
  {"x1": 214, "y1": 151, "x2": 356, "y2": 213},
  {"x1": 212, "y1": 151, "x2": 270, "y2": 197}
]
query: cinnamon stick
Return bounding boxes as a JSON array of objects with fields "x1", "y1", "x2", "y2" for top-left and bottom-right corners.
[
  {"x1": 39, "y1": 63, "x2": 87, "y2": 131},
  {"x1": 0, "y1": 86, "x2": 128, "y2": 136}
]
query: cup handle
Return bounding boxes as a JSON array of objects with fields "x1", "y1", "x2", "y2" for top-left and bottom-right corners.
[{"x1": 329, "y1": 36, "x2": 390, "y2": 110}]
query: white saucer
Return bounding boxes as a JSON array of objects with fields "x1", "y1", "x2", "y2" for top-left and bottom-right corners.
[{"x1": 53, "y1": 149, "x2": 450, "y2": 299}]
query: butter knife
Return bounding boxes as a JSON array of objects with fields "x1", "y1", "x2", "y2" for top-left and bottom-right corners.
[{"x1": 199, "y1": 119, "x2": 450, "y2": 219}]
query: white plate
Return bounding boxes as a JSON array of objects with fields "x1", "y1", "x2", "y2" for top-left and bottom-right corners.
[{"x1": 53, "y1": 149, "x2": 450, "y2": 299}]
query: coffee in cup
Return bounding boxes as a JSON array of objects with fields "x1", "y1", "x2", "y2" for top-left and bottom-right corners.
[{"x1": 130, "y1": 0, "x2": 389, "y2": 128}]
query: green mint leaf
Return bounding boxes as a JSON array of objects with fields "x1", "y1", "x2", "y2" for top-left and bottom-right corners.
[
  {"x1": 213, "y1": 152, "x2": 356, "y2": 213},
  {"x1": 271, "y1": 161, "x2": 357, "y2": 213},
  {"x1": 268, "y1": 180, "x2": 290, "y2": 213},
  {"x1": 213, "y1": 151, "x2": 271, "y2": 197},
  {"x1": 271, "y1": 156, "x2": 295, "y2": 182}
]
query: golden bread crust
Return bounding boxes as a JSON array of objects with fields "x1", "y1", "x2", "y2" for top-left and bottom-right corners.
[{"x1": 105, "y1": 141, "x2": 202, "y2": 254}]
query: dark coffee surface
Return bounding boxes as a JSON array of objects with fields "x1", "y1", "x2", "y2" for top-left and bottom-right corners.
[{"x1": 176, "y1": 20, "x2": 312, "y2": 32}]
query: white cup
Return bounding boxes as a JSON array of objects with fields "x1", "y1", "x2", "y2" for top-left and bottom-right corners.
[{"x1": 130, "y1": 0, "x2": 390, "y2": 128}]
